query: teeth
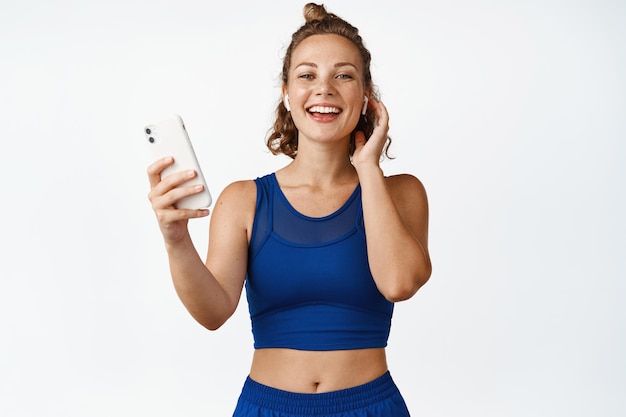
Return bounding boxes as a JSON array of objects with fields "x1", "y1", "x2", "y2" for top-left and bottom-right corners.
[{"x1": 308, "y1": 106, "x2": 340, "y2": 114}]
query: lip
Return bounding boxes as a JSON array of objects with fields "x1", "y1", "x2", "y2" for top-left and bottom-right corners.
[{"x1": 306, "y1": 103, "x2": 343, "y2": 115}]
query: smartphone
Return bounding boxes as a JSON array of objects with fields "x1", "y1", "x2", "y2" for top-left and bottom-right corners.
[{"x1": 143, "y1": 114, "x2": 212, "y2": 209}]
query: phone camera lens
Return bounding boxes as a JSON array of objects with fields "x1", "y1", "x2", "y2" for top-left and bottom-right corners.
[
  {"x1": 145, "y1": 128, "x2": 151, "y2": 134},
  {"x1": 148, "y1": 137, "x2": 155, "y2": 143}
]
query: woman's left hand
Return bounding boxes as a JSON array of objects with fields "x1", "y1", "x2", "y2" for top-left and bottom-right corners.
[{"x1": 351, "y1": 99, "x2": 389, "y2": 170}]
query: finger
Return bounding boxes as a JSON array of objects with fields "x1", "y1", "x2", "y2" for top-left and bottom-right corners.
[
  {"x1": 367, "y1": 102, "x2": 387, "y2": 134},
  {"x1": 147, "y1": 156, "x2": 174, "y2": 188},
  {"x1": 149, "y1": 169, "x2": 199, "y2": 205},
  {"x1": 184, "y1": 208, "x2": 210, "y2": 218},
  {"x1": 153, "y1": 208, "x2": 209, "y2": 233},
  {"x1": 354, "y1": 131, "x2": 366, "y2": 149},
  {"x1": 160, "y1": 169, "x2": 199, "y2": 191},
  {"x1": 374, "y1": 100, "x2": 389, "y2": 127},
  {"x1": 150, "y1": 182, "x2": 204, "y2": 210},
  {"x1": 157, "y1": 207, "x2": 210, "y2": 222}
]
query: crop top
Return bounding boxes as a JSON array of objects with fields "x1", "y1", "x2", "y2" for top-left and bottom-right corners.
[{"x1": 245, "y1": 173, "x2": 394, "y2": 351}]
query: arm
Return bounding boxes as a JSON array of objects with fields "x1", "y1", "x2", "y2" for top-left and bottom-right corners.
[
  {"x1": 352, "y1": 101, "x2": 431, "y2": 302},
  {"x1": 147, "y1": 157, "x2": 253, "y2": 330}
]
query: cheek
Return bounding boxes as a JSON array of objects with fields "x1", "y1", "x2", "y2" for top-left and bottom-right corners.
[{"x1": 285, "y1": 86, "x2": 308, "y2": 106}]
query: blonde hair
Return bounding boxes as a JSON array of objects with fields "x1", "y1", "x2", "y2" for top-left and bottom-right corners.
[{"x1": 266, "y1": 3, "x2": 391, "y2": 159}]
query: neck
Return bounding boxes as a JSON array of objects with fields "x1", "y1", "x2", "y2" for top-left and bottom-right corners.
[{"x1": 280, "y1": 141, "x2": 357, "y2": 187}]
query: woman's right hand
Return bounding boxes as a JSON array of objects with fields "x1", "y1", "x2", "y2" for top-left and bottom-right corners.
[{"x1": 147, "y1": 156, "x2": 210, "y2": 244}]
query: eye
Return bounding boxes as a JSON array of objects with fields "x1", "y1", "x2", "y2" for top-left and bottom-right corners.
[
  {"x1": 298, "y1": 73, "x2": 314, "y2": 80},
  {"x1": 336, "y1": 73, "x2": 353, "y2": 79}
]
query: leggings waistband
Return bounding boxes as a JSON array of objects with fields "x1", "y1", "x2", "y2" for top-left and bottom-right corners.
[{"x1": 238, "y1": 371, "x2": 399, "y2": 415}]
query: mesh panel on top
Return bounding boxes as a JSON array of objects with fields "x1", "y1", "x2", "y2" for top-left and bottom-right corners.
[{"x1": 271, "y1": 176, "x2": 362, "y2": 245}]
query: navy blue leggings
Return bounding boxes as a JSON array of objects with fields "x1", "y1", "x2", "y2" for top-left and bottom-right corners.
[{"x1": 232, "y1": 371, "x2": 410, "y2": 417}]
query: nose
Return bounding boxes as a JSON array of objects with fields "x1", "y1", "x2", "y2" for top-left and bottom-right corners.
[{"x1": 315, "y1": 77, "x2": 335, "y2": 96}]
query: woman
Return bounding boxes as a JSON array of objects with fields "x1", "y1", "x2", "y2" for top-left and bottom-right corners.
[{"x1": 147, "y1": 3, "x2": 431, "y2": 416}]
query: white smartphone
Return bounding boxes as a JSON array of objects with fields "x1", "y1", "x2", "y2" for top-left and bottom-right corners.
[{"x1": 144, "y1": 114, "x2": 212, "y2": 209}]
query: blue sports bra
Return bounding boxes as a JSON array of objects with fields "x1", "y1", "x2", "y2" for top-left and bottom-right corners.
[{"x1": 245, "y1": 173, "x2": 394, "y2": 351}]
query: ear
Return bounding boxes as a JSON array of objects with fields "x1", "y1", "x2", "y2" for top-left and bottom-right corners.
[
  {"x1": 362, "y1": 96, "x2": 369, "y2": 115},
  {"x1": 284, "y1": 94, "x2": 291, "y2": 112}
]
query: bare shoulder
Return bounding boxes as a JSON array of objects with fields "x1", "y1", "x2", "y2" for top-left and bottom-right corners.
[
  {"x1": 210, "y1": 179, "x2": 257, "y2": 229},
  {"x1": 384, "y1": 173, "x2": 428, "y2": 205},
  {"x1": 216, "y1": 179, "x2": 257, "y2": 205}
]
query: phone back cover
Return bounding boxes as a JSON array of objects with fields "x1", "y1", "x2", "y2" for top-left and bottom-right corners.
[{"x1": 144, "y1": 115, "x2": 212, "y2": 209}]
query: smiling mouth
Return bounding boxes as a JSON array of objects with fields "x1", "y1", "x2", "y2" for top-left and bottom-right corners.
[{"x1": 307, "y1": 106, "x2": 341, "y2": 115}]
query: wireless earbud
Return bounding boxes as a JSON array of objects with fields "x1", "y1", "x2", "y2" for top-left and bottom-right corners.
[
  {"x1": 284, "y1": 94, "x2": 291, "y2": 112},
  {"x1": 362, "y1": 96, "x2": 369, "y2": 115}
]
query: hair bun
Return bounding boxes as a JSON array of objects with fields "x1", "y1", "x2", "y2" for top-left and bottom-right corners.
[{"x1": 303, "y1": 3, "x2": 331, "y2": 23}]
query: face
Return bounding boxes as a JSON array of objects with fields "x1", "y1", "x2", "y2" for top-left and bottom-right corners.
[{"x1": 285, "y1": 34, "x2": 367, "y2": 148}]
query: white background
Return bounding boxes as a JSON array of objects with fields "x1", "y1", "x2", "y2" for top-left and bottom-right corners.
[{"x1": 1, "y1": 0, "x2": 624, "y2": 416}]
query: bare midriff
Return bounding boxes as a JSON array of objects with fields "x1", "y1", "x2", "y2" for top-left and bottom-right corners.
[{"x1": 248, "y1": 347, "x2": 388, "y2": 393}]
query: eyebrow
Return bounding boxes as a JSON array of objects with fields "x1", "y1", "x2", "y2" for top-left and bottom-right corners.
[{"x1": 294, "y1": 62, "x2": 359, "y2": 70}]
